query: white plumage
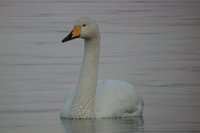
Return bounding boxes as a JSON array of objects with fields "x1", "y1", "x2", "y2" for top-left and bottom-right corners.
[{"x1": 60, "y1": 17, "x2": 143, "y2": 119}]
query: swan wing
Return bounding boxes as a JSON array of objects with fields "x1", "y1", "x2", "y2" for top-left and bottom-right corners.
[{"x1": 95, "y1": 80, "x2": 143, "y2": 118}]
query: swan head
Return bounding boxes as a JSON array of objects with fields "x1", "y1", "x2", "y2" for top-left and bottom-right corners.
[{"x1": 62, "y1": 17, "x2": 99, "y2": 43}]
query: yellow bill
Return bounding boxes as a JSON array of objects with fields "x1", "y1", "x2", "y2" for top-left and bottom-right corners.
[{"x1": 62, "y1": 26, "x2": 81, "y2": 43}]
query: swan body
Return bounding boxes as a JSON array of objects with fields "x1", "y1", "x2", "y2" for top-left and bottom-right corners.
[
  {"x1": 60, "y1": 17, "x2": 143, "y2": 119},
  {"x1": 61, "y1": 80, "x2": 143, "y2": 118}
]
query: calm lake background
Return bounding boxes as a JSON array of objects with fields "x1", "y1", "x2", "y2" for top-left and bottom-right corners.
[{"x1": 0, "y1": 0, "x2": 200, "y2": 133}]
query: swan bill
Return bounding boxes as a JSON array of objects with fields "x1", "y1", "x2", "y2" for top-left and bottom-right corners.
[{"x1": 62, "y1": 26, "x2": 81, "y2": 43}]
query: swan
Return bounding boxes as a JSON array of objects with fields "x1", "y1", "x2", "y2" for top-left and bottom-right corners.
[{"x1": 60, "y1": 17, "x2": 143, "y2": 119}]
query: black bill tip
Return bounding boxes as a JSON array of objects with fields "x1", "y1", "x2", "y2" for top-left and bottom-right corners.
[{"x1": 61, "y1": 31, "x2": 73, "y2": 43}]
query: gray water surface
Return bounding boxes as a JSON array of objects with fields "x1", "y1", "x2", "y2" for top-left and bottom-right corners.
[{"x1": 0, "y1": 0, "x2": 200, "y2": 133}]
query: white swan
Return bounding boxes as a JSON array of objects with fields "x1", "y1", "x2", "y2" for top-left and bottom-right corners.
[{"x1": 60, "y1": 17, "x2": 143, "y2": 119}]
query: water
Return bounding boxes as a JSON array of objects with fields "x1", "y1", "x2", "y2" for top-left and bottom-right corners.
[{"x1": 0, "y1": 0, "x2": 200, "y2": 132}]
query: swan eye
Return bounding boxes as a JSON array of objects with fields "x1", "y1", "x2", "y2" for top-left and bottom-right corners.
[{"x1": 82, "y1": 24, "x2": 86, "y2": 27}]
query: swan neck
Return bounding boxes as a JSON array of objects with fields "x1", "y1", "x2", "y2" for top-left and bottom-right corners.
[
  {"x1": 69, "y1": 37, "x2": 100, "y2": 118},
  {"x1": 80, "y1": 38, "x2": 100, "y2": 87}
]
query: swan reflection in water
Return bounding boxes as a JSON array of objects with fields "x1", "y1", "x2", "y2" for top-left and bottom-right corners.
[{"x1": 60, "y1": 117, "x2": 144, "y2": 133}]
